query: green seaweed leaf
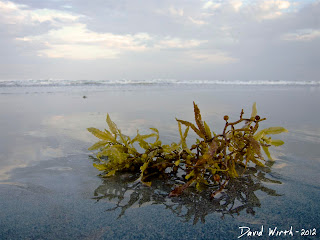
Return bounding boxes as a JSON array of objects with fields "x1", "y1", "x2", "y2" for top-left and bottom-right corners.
[
  {"x1": 262, "y1": 146, "x2": 273, "y2": 160},
  {"x1": 176, "y1": 118, "x2": 205, "y2": 139},
  {"x1": 150, "y1": 128, "x2": 160, "y2": 141},
  {"x1": 261, "y1": 127, "x2": 288, "y2": 135},
  {"x1": 251, "y1": 102, "x2": 257, "y2": 119},
  {"x1": 106, "y1": 114, "x2": 118, "y2": 135},
  {"x1": 204, "y1": 121, "x2": 212, "y2": 140},
  {"x1": 87, "y1": 127, "x2": 115, "y2": 142},
  {"x1": 93, "y1": 163, "x2": 108, "y2": 171},
  {"x1": 88, "y1": 140, "x2": 109, "y2": 151},
  {"x1": 253, "y1": 131, "x2": 265, "y2": 141},
  {"x1": 193, "y1": 102, "x2": 210, "y2": 141},
  {"x1": 270, "y1": 139, "x2": 285, "y2": 146},
  {"x1": 178, "y1": 122, "x2": 190, "y2": 149}
]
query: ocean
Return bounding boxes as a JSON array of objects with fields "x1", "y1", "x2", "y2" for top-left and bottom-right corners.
[
  {"x1": 1, "y1": 79, "x2": 320, "y2": 94},
  {"x1": 0, "y1": 80, "x2": 319, "y2": 239}
]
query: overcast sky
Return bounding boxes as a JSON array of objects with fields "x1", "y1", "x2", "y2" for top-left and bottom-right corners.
[{"x1": 0, "y1": 0, "x2": 319, "y2": 81}]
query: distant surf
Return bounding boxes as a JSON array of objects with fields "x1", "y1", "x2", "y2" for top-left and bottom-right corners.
[{"x1": 0, "y1": 79, "x2": 320, "y2": 88}]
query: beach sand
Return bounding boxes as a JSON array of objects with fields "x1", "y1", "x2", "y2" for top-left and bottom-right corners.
[{"x1": 0, "y1": 84, "x2": 319, "y2": 239}]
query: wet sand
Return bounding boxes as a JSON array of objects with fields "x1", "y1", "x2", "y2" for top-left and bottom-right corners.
[{"x1": 0, "y1": 85, "x2": 319, "y2": 239}]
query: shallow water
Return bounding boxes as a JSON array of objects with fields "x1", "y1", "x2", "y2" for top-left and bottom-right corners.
[{"x1": 0, "y1": 84, "x2": 319, "y2": 239}]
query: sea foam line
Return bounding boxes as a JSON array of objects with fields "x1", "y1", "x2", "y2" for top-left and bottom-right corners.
[{"x1": 0, "y1": 79, "x2": 319, "y2": 87}]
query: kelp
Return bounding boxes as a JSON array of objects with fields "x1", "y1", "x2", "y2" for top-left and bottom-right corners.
[{"x1": 88, "y1": 102, "x2": 287, "y2": 198}]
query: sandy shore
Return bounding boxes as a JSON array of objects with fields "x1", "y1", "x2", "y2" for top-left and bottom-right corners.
[{"x1": 0, "y1": 85, "x2": 319, "y2": 239}]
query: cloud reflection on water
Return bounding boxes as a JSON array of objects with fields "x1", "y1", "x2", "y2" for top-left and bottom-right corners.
[{"x1": 0, "y1": 111, "x2": 176, "y2": 181}]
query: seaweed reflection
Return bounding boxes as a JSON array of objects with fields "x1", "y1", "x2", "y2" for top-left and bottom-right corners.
[{"x1": 92, "y1": 159, "x2": 282, "y2": 224}]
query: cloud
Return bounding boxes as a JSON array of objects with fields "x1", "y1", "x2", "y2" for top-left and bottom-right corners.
[
  {"x1": 282, "y1": 29, "x2": 320, "y2": 41},
  {"x1": 16, "y1": 23, "x2": 207, "y2": 60},
  {"x1": 0, "y1": 0, "x2": 24, "y2": 11},
  {"x1": 7, "y1": 0, "x2": 208, "y2": 60},
  {"x1": 0, "y1": 0, "x2": 81, "y2": 25},
  {"x1": 36, "y1": 43, "x2": 120, "y2": 60},
  {"x1": 155, "y1": 5, "x2": 184, "y2": 18},
  {"x1": 155, "y1": 38, "x2": 207, "y2": 49},
  {"x1": 1, "y1": 0, "x2": 319, "y2": 80},
  {"x1": 168, "y1": 6, "x2": 184, "y2": 17},
  {"x1": 254, "y1": 0, "x2": 291, "y2": 20},
  {"x1": 260, "y1": 0, "x2": 291, "y2": 10},
  {"x1": 202, "y1": 1, "x2": 222, "y2": 10},
  {"x1": 188, "y1": 51, "x2": 238, "y2": 64},
  {"x1": 188, "y1": 17, "x2": 208, "y2": 25},
  {"x1": 16, "y1": 24, "x2": 149, "y2": 59},
  {"x1": 155, "y1": 4, "x2": 210, "y2": 26},
  {"x1": 230, "y1": 0, "x2": 243, "y2": 12},
  {"x1": 29, "y1": 9, "x2": 81, "y2": 23},
  {"x1": 201, "y1": 0, "x2": 292, "y2": 20}
]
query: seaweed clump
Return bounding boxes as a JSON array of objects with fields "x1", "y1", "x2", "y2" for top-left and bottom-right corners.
[{"x1": 88, "y1": 102, "x2": 287, "y2": 198}]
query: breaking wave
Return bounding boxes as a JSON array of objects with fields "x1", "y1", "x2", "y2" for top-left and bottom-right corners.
[{"x1": 0, "y1": 79, "x2": 319, "y2": 88}]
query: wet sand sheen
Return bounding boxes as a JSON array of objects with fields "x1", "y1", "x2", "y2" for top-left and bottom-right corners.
[{"x1": 0, "y1": 85, "x2": 319, "y2": 239}]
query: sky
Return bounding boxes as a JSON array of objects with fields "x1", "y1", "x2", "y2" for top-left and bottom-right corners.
[{"x1": 0, "y1": 0, "x2": 319, "y2": 81}]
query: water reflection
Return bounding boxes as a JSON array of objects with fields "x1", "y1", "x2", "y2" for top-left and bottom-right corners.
[{"x1": 92, "y1": 159, "x2": 282, "y2": 224}]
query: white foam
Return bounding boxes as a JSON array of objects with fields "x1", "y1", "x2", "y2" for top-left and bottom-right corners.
[{"x1": 0, "y1": 79, "x2": 319, "y2": 87}]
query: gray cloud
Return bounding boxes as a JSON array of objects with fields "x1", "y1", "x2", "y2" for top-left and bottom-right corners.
[{"x1": 0, "y1": 0, "x2": 319, "y2": 81}]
